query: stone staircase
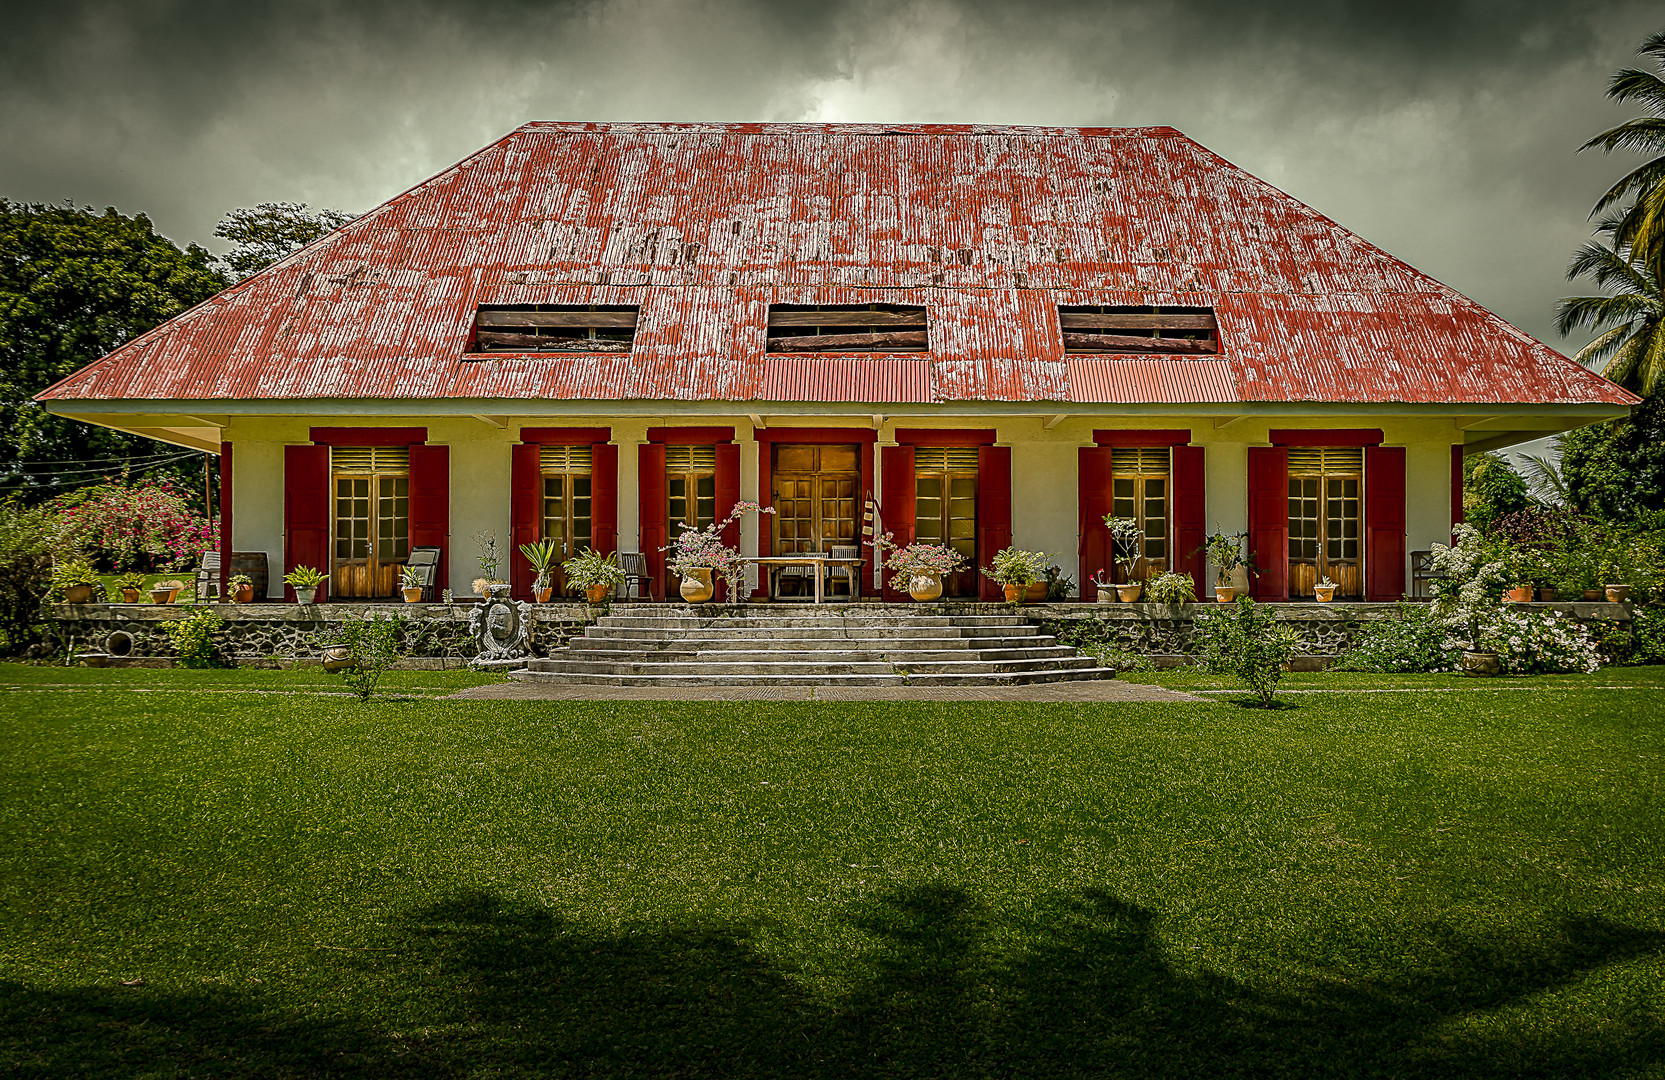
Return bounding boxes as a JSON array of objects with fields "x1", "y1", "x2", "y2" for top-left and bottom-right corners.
[{"x1": 516, "y1": 603, "x2": 1115, "y2": 687}]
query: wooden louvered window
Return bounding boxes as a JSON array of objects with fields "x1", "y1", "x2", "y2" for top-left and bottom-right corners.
[
  {"x1": 665, "y1": 444, "x2": 718, "y2": 537},
  {"x1": 1059, "y1": 305, "x2": 1218, "y2": 355},
  {"x1": 1288, "y1": 447, "x2": 1362, "y2": 598},
  {"x1": 913, "y1": 447, "x2": 979, "y2": 598},
  {"x1": 472, "y1": 305, "x2": 638, "y2": 353},
  {"x1": 765, "y1": 304, "x2": 928, "y2": 353},
  {"x1": 331, "y1": 446, "x2": 410, "y2": 599},
  {"x1": 540, "y1": 446, "x2": 593, "y2": 589},
  {"x1": 1111, "y1": 447, "x2": 1169, "y2": 579}
]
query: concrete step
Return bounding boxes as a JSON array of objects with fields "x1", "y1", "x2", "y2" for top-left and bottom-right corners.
[
  {"x1": 543, "y1": 646, "x2": 1085, "y2": 668},
  {"x1": 525, "y1": 656, "x2": 1098, "y2": 677},
  {"x1": 594, "y1": 613, "x2": 1034, "y2": 628},
  {"x1": 566, "y1": 634, "x2": 1058, "y2": 653},
  {"x1": 581, "y1": 623, "x2": 1044, "y2": 640},
  {"x1": 512, "y1": 666, "x2": 1119, "y2": 687}
]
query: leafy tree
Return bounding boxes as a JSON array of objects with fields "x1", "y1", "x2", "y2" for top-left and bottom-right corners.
[
  {"x1": 1580, "y1": 31, "x2": 1665, "y2": 276},
  {"x1": 1558, "y1": 393, "x2": 1665, "y2": 519},
  {"x1": 0, "y1": 200, "x2": 228, "y2": 501},
  {"x1": 213, "y1": 202, "x2": 355, "y2": 281},
  {"x1": 1462, "y1": 451, "x2": 1533, "y2": 531}
]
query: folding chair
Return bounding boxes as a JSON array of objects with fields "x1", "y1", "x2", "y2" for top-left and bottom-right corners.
[{"x1": 406, "y1": 546, "x2": 442, "y2": 601}]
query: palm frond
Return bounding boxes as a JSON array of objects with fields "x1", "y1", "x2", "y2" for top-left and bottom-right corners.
[
  {"x1": 1562, "y1": 239, "x2": 1654, "y2": 296},
  {"x1": 1605, "y1": 67, "x2": 1665, "y2": 115},
  {"x1": 1588, "y1": 148, "x2": 1665, "y2": 216},
  {"x1": 1570, "y1": 323, "x2": 1635, "y2": 368},
  {"x1": 1640, "y1": 316, "x2": 1665, "y2": 397},
  {"x1": 1581, "y1": 114, "x2": 1665, "y2": 157},
  {"x1": 1519, "y1": 453, "x2": 1568, "y2": 505},
  {"x1": 1602, "y1": 333, "x2": 1646, "y2": 389}
]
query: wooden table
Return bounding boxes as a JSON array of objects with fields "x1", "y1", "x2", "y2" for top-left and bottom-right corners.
[{"x1": 746, "y1": 556, "x2": 863, "y2": 603}]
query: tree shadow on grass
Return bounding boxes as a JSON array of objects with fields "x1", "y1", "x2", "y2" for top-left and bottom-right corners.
[{"x1": 4, "y1": 887, "x2": 1661, "y2": 1077}]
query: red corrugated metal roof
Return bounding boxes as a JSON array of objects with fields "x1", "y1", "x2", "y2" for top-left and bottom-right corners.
[{"x1": 37, "y1": 122, "x2": 1637, "y2": 408}]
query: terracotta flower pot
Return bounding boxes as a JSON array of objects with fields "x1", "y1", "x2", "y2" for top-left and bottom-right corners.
[
  {"x1": 402, "y1": 587, "x2": 423, "y2": 603},
  {"x1": 121, "y1": 588, "x2": 141, "y2": 603},
  {"x1": 1605, "y1": 584, "x2": 1631, "y2": 603},
  {"x1": 150, "y1": 588, "x2": 175, "y2": 604},
  {"x1": 235, "y1": 584, "x2": 256, "y2": 603},
  {"x1": 586, "y1": 583, "x2": 613, "y2": 604},
  {"x1": 1025, "y1": 581, "x2": 1048, "y2": 603},
  {"x1": 534, "y1": 586, "x2": 553, "y2": 603},
  {"x1": 1214, "y1": 585, "x2": 1236, "y2": 603},
  {"x1": 1537, "y1": 588, "x2": 1557, "y2": 602},
  {"x1": 63, "y1": 584, "x2": 95, "y2": 604},
  {"x1": 1505, "y1": 586, "x2": 1533, "y2": 603},
  {"x1": 1582, "y1": 589, "x2": 1603, "y2": 601},
  {"x1": 907, "y1": 572, "x2": 943, "y2": 602},
  {"x1": 1460, "y1": 650, "x2": 1501, "y2": 677},
  {"x1": 1115, "y1": 583, "x2": 1142, "y2": 602},
  {"x1": 1002, "y1": 583, "x2": 1023, "y2": 604},
  {"x1": 1314, "y1": 586, "x2": 1336, "y2": 603},
  {"x1": 679, "y1": 567, "x2": 715, "y2": 604}
]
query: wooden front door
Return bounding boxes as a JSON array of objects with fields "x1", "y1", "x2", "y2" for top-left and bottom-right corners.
[
  {"x1": 665, "y1": 444, "x2": 717, "y2": 595},
  {"x1": 912, "y1": 446, "x2": 979, "y2": 597},
  {"x1": 772, "y1": 444, "x2": 861, "y2": 573},
  {"x1": 1110, "y1": 447, "x2": 1170, "y2": 583},
  {"x1": 331, "y1": 446, "x2": 410, "y2": 598},
  {"x1": 540, "y1": 444, "x2": 593, "y2": 595}
]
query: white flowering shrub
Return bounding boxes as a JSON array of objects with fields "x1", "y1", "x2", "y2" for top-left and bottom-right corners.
[{"x1": 1481, "y1": 607, "x2": 1601, "y2": 675}]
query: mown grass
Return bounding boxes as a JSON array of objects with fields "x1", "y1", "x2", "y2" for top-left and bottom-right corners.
[{"x1": 1, "y1": 664, "x2": 1661, "y2": 1077}]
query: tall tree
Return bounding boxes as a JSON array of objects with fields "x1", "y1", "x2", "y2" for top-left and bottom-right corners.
[
  {"x1": 0, "y1": 200, "x2": 228, "y2": 501},
  {"x1": 213, "y1": 202, "x2": 355, "y2": 281},
  {"x1": 1581, "y1": 30, "x2": 1665, "y2": 276},
  {"x1": 1554, "y1": 212, "x2": 1665, "y2": 396}
]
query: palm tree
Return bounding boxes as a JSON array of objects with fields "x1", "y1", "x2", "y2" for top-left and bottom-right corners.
[
  {"x1": 1519, "y1": 450, "x2": 1569, "y2": 507},
  {"x1": 1554, "y1": 213, "x2": 1665, "y2": 396},
  {"x1": 1581, "y1": 30, "x2": 1665, "y2": 273}
]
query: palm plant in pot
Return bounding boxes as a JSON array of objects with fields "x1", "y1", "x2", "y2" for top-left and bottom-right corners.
[
  {"x1": 878, "y1": 535, "x2": 965, "y2": 601},
  {"x1": 116, "y1": 571, "x2": 146, "y2": 603},
  {"x1": 284, "y1": 565, "x2": 326, "y2": 605},
  {"x1": 1103, "y1": 515, "x2": 1145, "y2": 601},
  {"x1": 399, "y1": 564, "x2": 425, "y2": 603},
  {"x1": 1205, "y1": 532, "x2": 1247, "y2": 602},
  {"x1": 563, "y1": 546, "x2": 628, "y2": 604},
  {"x1": 51, "y1": 560, "x2": 101, "y2": 604},
  {"x1": 518, "y1": 538, "x2": 560, "y2": 602},
  {"x1": 981, "y1": 547, "x2": 1049, "y2": 603}
]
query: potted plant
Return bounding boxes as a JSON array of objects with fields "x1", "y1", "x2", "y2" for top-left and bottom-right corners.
[
  {"x1": 1104, "y1": 515, "x2": 1145, "y2": 601},
  {"x1": 880, "y1": 539, "x2": 965, "y2": 602},
  {"x1": 150, "y1": 578, "x2": 185, "y2": 604},
  {"x1": 399, "y1": 564, "x2": 424, "y2": 603},
  {"x1": 51, "y1": 560, "x2": 101, "y2": 604},
  {"x1": 665, "y1": 501, "x2": 775, "y2": 604},
  {"x1": 284, "y1": 565, "x2": 326, "y2": 605},
  {"x1": 229, "y1": 573, "x2": 255, "y2": 603},
  {"x1": 1145, "y1": 570, "x2": 1196, "y2": 612},
  {"x1": 116, "y1": 571, "x2": 146, "y2": 603},
  {"x1": 1601, "y1": 556, "x2": 1631, "y2": 603},
  {"x1": 518, "y1": 538, "x2": 561, "y2": 602},
  {"x1": 562, "y1": 546, "x2": 627, "y2": 603},
  {"x1": 1088, "y1": 568, "x2": 1117, "y2": 604},
  {"x1": 981, "y1": 547, "x2": 1049, "y2": 603},
  {"x1": 1313, "y1": 575, "x2": 1337, "y2": 603},
  {"x1": 1205, "y1": 532, "x2": 1247, "y2": 603},
  {"x1": 473, "y1": 530, "x2": 508, "y2": 597}
]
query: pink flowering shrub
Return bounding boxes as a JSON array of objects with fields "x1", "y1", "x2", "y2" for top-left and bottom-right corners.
[{"x1": 52, "y1": 478, "x2": 217, "y2": 571}]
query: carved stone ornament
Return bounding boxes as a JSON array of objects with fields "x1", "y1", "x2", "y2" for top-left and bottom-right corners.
[{"x1": 468, "y1": 595, "x2": 533, "y2": 662}]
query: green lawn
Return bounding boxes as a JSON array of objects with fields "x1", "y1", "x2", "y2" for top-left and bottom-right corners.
[{"x1": 1, "y1": 665, "x2": 1662, "y2": 1077}]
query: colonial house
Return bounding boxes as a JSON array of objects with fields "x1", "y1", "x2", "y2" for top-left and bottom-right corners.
[{"x1": 36, "y1": 123, "x2": 1637, "y2": 604}]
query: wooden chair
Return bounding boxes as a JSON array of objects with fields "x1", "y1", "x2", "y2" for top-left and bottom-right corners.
[
  {"x1": 406, "y1": 546, "x2": 442, "y2": 601},
  {"x1": 1409, "y1": 550, "x2": 1445, "y2": 598},
  {"x1": 194, "y1": 551, "x2": 221, "y2": 602},
  {"x1": 824, "y1": 544, "x2": 860, "y2": 600},
  {"x1": 617, "y1": 551, "x2": 653, "y2": 600}
]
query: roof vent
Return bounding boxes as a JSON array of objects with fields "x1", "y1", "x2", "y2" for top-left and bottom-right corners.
[
  {"x1": 766, "y1": 304, "x2": 928, "y2": 353},
  {"x1": 1059, "y1": 306, "x2": 1218, "y2": 355},
  {"x1": 472, "y1": 305, "x2": 637, "y2": 353}
]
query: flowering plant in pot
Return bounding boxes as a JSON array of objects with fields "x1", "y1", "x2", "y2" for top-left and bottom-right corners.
[
  {"x1": 51, "y1": 559, "x2": 101, "y2": 604},
  {"x1": 1204, "y1": 532, "x2": 1247, "y2": 602},
  {"x1": 1103, "y1": 515, "x2": 1145, "y2": 600},
  {"x1": 1088, "y1": 568, "x2": 1117, "y2": 603},
  {"x1": 116, "y1": 571, "x2": 146, "y2": 603},
  {"x1": 665, "y1": 501, "x2": 775, "y2": 603},
  {"x1": 284, "y1": 565, "x2": 326, "y2": 605},
  {"x1": 562, "y1": 547, "x2": 628, "y2": 604},
  {"x1": 980, "y1": 547, "x2": 1049, "y2": 603},
  {"x1": 518, "y1": 538, "x2": 560, "y2": 602},
  {"x1": 877, "y1": 535, "x2": 965, "y2": 601},
  {"x1": 228, "y1": 573, "x2": 255, "y2": 603}
]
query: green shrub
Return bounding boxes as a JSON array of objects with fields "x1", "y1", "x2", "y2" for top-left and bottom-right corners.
[
  {"x1": 162, "y1": 608, "x2": 226, "y2": 668},
  {"x1": 330, "y1": 613, "x2": 404, "y2": 701},
  {"x1": 1193, "y1": 597, "x2": 1298, "y2": 706},
  {"x1": 1145, "y1": 571, "x2": 1196, "y2": 604},
  {"x1": 1334, "y1": 603, "x2": 1461, "y2": 673},
  {"x1": 0, "y1": 500, "x2": 56, "y2": 654}
]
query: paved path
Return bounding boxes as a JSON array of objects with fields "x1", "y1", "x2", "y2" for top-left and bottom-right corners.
[{"x1": 446, "y1": 680, "x2": 1205, "y2": 703}]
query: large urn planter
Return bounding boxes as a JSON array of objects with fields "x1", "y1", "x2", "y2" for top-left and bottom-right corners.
[
  {"x1": 1606, "y1": 584, "x2": 1632, "y2": 603},
  {"x1": 1460, "y1": 650, "x2": 1502, "y2": 677},
  {"x1": 679, "y1": 567, "x2": 715, "y2": 604},
  {"x1": 321, "y1": 645, "x2": 356, "y2": 672},
  {"x1": 1115, "y1": 583, "x2": 1142, "y2": 603},
  {"x1": 585, "y1": 583, "x2": 613, "y2": 604},
  {"x1": 1214, "y1": 585, "x2": 1237, "y2": 604},
  {"x1": 907, "y1": 572, "x2": 943, "y2": 602}
]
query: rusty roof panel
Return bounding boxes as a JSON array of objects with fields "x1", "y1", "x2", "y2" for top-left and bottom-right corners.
[
  {"x1": 757, "y1": 359, "x2": 933, "y2": 403},
  {"x1": 37, "y1": 122, "x2": 1636, "y2": 409},
  {"x1": 1067, "y1": 359, "x2": 1238, "y2": 404}
]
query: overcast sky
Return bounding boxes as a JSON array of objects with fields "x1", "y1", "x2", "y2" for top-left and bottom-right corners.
[{"x1": 2, "y1": 0, "x2": 1660, "y2": 356}]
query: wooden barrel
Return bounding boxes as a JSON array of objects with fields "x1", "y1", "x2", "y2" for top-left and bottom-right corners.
[{"x1": 230, "y1": 551, "x2": 270, "y2": 600}]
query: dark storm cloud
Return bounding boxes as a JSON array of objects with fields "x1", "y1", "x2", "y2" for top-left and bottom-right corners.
[{"x1": 0, "y1": 0, "x2": 1659, "y2": 350}]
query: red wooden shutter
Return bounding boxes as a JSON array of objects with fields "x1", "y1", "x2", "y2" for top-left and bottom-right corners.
[
  {"x1": 638, "y1": 442, "x2": 667, "y2": 600},
  {"x1": 408, "y1": 444, "x2": 449, "y2": 596},
  {"x1": 509, "y1": 443, "x2": 541, "y2": 600},
  {"x1": 1450, "y1": 443, "x2": 1464, "y2": 535},
  {"x1": 1366, "y1": 445, "x2": 1408, "y2": 601},
  {"x1": 283, "y1": 444, "x2": 330, "y2": 602},
  {"x1": 1172, "y1": 444, "x2": 1206, "y2": 600},
  {"x1": 1078, "y1": 446, "x2": 1112, "y2": 601},
  {"x1": 714, "y1": 442, "x2": 740, "y2": 600},
  {"x1": 977, "y1": 445, "x2": 1012, "y2": 602},
  {"x1": 1247, "y1": 446, "x2": 1288, "y2": 600},
  {"x1": 880, "y1": 444, "x2": 916, "y2": 601},
  {"x1": 591, "y1": 442, "x2": 619, "y2": 556},
  {"x1": 218, "y1": 441, "x2": 233, "y2": 599}
]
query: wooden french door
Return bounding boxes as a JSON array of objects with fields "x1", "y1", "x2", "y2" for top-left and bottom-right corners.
[
  {"x1": 540, "y1": 444, "x2": 592, "y2": 595},
  {"x1": 665, "y1": 444, "x2": 717, "y2": 594},
  {"x1": 912, "y1": 447, "x2": 979, "y2": 597},
  {"x1": 1288, "y1": 447, "x2": 1362, "y2": 598},
  {"x1": 331, "y1": 446, "x2": 409, "y2": 598},
  {"x1": 1110, "y1": 447, "x2": 1170, "y2": 582},
  {"x1": 772, "y1": 443, "x2": 860, "y2": 564}
]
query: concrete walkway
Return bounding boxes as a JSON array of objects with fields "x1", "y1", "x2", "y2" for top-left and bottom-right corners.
[{"x1": 447, "y1": 680, "x2": 1205, "y2": 703}]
